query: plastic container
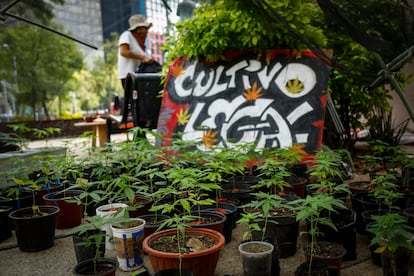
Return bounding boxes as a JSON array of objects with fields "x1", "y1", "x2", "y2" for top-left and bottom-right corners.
[
  {"x1": 238, "y1": 241, "x2": 274, "y2": 276},
  {"x1": 111, "y1": 218, "x2": 146, "y2": 271},
  {"x1": 95, "y1": 203, "x2": 128, "y2": 250}
]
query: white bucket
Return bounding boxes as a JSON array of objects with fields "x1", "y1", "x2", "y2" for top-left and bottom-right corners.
[
  {"x1": 111, "y1": 218, "x2": 146, "y2": 271},
  {"x1": 95, "y1": 203, "x2": 128, "y2": 250}
]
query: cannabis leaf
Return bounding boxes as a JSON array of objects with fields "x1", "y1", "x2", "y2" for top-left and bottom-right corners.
[{"x1": 285, "y1": 77, "x2": 304, "y2": 94}]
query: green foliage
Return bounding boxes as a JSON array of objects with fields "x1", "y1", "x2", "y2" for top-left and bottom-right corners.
[
  {"x1": 369, "y1": 173, "x2": 402, "y2": 211},
  {"x1": 164, "y1": 0, "x2": 327, "y2": 64},
  {"x1": 366, "y1": 105, "x2": 409, "y2": 147},
  {"x1": 367, "y1": 213, "x2": 414, "y2": 253},
  {"x1": 0, "y1": 22, "x2": 84, "y2": 119},
  {"x1": 306, "y1": 149, "x2": 350, "y2": 196}
]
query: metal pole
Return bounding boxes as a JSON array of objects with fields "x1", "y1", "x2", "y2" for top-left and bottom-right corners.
[{"x1": 372, "y1": 52, "x2": 414, "y2": 123}]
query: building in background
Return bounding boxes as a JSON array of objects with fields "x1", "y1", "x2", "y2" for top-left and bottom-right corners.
[{"x1": 52, "y1": 0, "x2": 180, "y2": 65}]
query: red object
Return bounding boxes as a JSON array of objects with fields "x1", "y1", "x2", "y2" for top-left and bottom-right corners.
[{"x1": 143, "y1": 228, "x2": 225, "y2": 276}]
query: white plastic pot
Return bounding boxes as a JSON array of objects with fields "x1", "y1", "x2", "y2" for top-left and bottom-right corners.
[
  {"x1": 111, "y1": 218, "x2": 146, "y2": 271},
  {"x1": 95, "y1": 203, "x2": 128, "y2": 250}
]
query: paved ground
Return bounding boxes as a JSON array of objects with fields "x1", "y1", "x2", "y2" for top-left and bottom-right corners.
[{"x1": 0, "y1": 135, "x2": 413, "y2": 275}]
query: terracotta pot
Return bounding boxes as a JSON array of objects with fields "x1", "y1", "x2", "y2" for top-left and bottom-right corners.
[
  {"x1": 43, "y1": 189, "x2": 83, "y2": 229},
  {"x1": 143, "y1": 228, "x2": 225, "y2": 276}
]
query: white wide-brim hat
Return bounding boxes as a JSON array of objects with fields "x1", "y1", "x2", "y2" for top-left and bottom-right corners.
[{"x1": 128, "y1": 14, "x2": 152, "y2": 31}]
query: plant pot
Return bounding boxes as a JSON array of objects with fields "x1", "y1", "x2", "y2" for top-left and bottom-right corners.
[
  {"x1": 281, "y1": 176, "x2": 307, "y2": 198},
  {"x1": 72, "y1": 229, "x2": 106, "y2": 264},
  {"x1": 9, "y1": 205, "x2": 60, "y2": 252},
  {"x1": 403, "y1": 206, "x2": 414, "y2": 226},
  {"x1": 238, "y1": 241, "x2": 274, "y2": 276},
  {"x1": 155, "y1": 268, "x2": 194, "y2": 276},
  {"x1": 187, "y1": 210, "x2": 227, "y2": 233},
  {"x1": 95, "y1": 202, "x2": 128, "y2": 250},
  {"x1": 0, "y1": 187, "x2": 33, "y2": 210},
  {"x1": 249, "y1": 211, "x2": 299, "y2": 259},
  {"x1": 0, "y1": 206, "x2": 13, "y2": 241},
  {"x1": 347, "y1": 181, "x2": 370, "y2": 195},
  {"x1": 110, "y1": 218, "x2": 146, "y2": 271},
  {"x1": 303, "y1": 241, "x2": 347, "y2": 274},
  {"x1": 143, "y1": 228, "x2": 225, "y2": 276},
  {"x1": 28, "y1": 180, "x2": 64, "y2": 205},
  {"x1": 381, "y1": 247, "x2": 412, "y2": 276},
  {"x1": 191, "y1": 202, "x2": 237, "y2": 243},
  {"x1": 294, "y1": 261, "x2": 338, "y2": 276},
  {"x1": 43, "y1": 189, "x2": 83, "y2": 229},
  {"x1": 220, "y1": 183, "x2": 253, "y2": 205},
  {"x1": 128, "y1": 194, "x2": 153, "y2": 218},
  {"x1": 73, "y1": 257, "x2": 118, "y2": 276},
  {"x1": 365, "y1": 222, "x2": 383, "y2": 267},
  {"x1": 138, "y1": 214, "x2": 171, "y2": 240},
  {"x1": 317, "y1": 208, "x2": 357, "y2": 261},
  {"x1": 351, "y1": 192, "x2": 379, "y2": 234}
]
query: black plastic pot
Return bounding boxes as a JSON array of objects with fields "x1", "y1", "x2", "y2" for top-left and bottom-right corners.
[
  {"x1": 381, "y1": 247, "x2": 412, "y2": 276},
  {"x1": 317, "y1": 208, "x2": 357, "y2": 261},
  {"x1": 192, "y1": 202, "x2": 237, "y2": 243},
  {"x1": 9, "y1": 205, "x2": 60, "y2": 252},
  {"x1": 0, "y1": 206, "x2": 13, "y2": 241},
  {"x1": 252, "y1": 214, "x2": 299, "y2": 259},
  {"x1": 137, "y1": 214, "x2": 170, "y2": 240},
  {"x1": 351, "y1": 192, "x2": 379, "y2": 234},
  {"x1": 294, "y1": 261, "x2": 338, "y2": 276},
  {"x1": 73, "y1": 257, "x2": 118, "y2": 276},
  {"x1": 72, "y1": 229, "x2": 106, "y2": 264},
  {"x1": 0, "y1": 187, "x2": 33, "y2": 210}
]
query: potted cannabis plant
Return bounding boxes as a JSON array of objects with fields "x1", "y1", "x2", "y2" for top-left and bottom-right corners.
[{"x1": 367, "y1": 213, "x2": 414, "y2": 276}]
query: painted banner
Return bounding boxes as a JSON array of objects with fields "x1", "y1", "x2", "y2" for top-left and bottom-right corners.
[{"x1": 157, "y1": 50, "x2": 330, "y2": 155}]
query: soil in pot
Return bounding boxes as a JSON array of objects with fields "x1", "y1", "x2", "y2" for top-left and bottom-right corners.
[
  {"x1": 317, "y1": 208, "x2": 357, "y2": 261},
  {"x1": 303, "y1": 241, "x2": 347, "y2": 273},
  {"x1": 73, "y1": 257, "x2": 118, "y2": 276},
  {"x1": 150, "y1": 232, "x2": 217, "y2": 253}
]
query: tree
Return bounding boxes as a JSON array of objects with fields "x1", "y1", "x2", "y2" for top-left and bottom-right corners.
[{"x1": 0, "y1": 23, "x2": 83, "y2": 120}]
